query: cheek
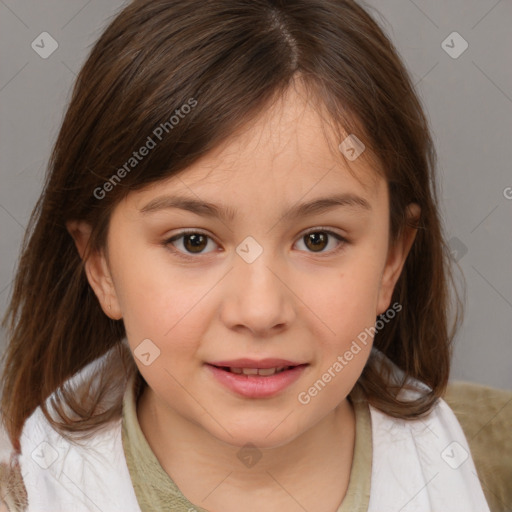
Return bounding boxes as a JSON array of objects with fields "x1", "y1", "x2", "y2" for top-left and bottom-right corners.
[
  {"x1": 317, "y1": 252, "x2": 384, "y2": 327},
  {"x1": 302, "y1": 247, "x2": 386, "y2": 383},
  {"x1": 109, "y1": 241, "x2": 203, "y2": 346},
  {"x1": 306, "y1": 269, "x2": 379, "y2": 404},
  {"x1": 120, "y1": 279, "x2": 207, "y2": 353}
]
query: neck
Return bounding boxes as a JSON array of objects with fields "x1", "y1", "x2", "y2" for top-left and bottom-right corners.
[{"x1": 137, "y1": 384, "x2": 356, "y2": 512}]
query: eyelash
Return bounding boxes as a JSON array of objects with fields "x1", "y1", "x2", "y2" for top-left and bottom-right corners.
[{"x1": 162, "y1": 228, "x2": 348, "y2": 261}]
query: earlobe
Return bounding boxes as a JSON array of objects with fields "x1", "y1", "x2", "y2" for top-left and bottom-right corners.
[
  {"x1": 376, "y1": 203, "x2": 420, "y2": 315},
  {"x1": 66, "y1": 220, "x2": 123, "y2": 320}
]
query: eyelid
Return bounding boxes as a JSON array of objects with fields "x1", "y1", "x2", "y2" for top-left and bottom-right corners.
[{"x1": 300, "y1": 226, "x2": 345, "y2": 238}]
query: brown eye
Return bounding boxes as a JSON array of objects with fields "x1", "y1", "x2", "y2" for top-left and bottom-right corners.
[
  {"x1": 182, "y1": 233, "x2": 208, "y2": 253},
  {"x1": 304, "y1": 232, "x2": 328, "y2": 252},
  {"x1": 165, "y1": 231, "x2": 216, "y2": 256},
  {"x1": 296, "y1": 229, "x2": 346, "y2": 254}
]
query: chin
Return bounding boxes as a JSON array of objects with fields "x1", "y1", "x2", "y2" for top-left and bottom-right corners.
[{"x1": 206, "y1": 418, "x2": 305, "y2": 451}]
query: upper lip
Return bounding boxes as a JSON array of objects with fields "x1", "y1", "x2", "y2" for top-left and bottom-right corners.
[{"x1": 207, "y1": 358, "x2": 307, "y2": 369}]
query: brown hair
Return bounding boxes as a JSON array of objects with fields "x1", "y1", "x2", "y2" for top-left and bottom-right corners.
[{"x1": 1, "y1": 0, "x2": 461, "y2": 450}]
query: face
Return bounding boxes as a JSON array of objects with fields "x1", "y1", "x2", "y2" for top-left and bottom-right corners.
[{"x1": 69, "y1": 81, "x2": 417, "y2": 449}]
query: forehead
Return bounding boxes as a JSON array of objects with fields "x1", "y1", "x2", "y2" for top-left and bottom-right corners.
[{"x1": 130, "y1": 81, "x2": 384, "y2": 210}]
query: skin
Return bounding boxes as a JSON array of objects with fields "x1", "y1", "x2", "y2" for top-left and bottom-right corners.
[{"x1": 68, "y1": 79, "x2": 419, "y2": 512}]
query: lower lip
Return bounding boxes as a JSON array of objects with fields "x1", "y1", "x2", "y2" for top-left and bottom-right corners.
[{"x1": 206, "y1": 364, "x2": 308, "y2": 398}]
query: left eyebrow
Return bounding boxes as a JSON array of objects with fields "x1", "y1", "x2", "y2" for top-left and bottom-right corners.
[{"x1": 139, "y1": 192, "x2": 372, "y2": 221}]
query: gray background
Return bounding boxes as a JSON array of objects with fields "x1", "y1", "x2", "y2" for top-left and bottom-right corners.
[{"x1": 0, "y1": 0, "x2": 511, "y2": 389}]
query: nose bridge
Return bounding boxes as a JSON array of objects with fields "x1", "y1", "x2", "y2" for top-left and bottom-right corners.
[
  {"x1": 221, "y1": 237, "x2": 294, "y2": 333},
  {"x1": 237, "y1": 249, "x2": 277, "y2": 293},
  {"x1": 235, "y1": 241, "x2": 282, "y2": 304}
]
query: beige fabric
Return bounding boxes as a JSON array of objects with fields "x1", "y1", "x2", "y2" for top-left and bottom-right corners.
[
  {"x1": 338, "y1": 383, "x2": 372, "y2": 512},
  {"x1": 443, "y1": 381, "x2": 512, "y2": 512},
  {"x1": 0, "y1": 456, "x2": 28, "y2": 512},
  {"x1": 121, "y1": 372, "x2": 372, "y2": 512}
]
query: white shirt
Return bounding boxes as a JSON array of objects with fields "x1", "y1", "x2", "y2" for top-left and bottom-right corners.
[{"x1": 4, "y1": 347, "x2": 491, "y2": 511}]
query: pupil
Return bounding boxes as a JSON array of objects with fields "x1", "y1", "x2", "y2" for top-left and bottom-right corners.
[
  {"x1": 306, "y1": 232, "x2": 327, "y2": 252},
  {"x1": 185, "y1": 234, "x2": 207, "y2": 253}
]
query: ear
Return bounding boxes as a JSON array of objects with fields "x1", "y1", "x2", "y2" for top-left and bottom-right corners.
[
  {"x1": 66, "y1": 220, "x2": 123, "y2": 320},
  {"x1": 376, "y1": 203, "x2": 420, "y2": 315}
]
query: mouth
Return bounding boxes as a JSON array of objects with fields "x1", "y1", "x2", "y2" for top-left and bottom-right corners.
[
  {"x1": 210, "y1": 365, "x2": 298, "y2": 376},
  {"x1": 205, "y1": 359, "x2": 309, "y2": 398}
]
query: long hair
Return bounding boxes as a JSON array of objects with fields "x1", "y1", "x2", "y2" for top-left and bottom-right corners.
[{"x1": 1, "y1": 0, "x2": 461, "y2": 450}]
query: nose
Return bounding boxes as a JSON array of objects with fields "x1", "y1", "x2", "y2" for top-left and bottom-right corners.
[{"x1": 219, "y1": 251, "x2": 296, "y2": 337}]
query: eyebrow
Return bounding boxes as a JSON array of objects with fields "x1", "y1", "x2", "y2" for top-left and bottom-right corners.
[{"x1": 139, "y1": 193, "x2": 371, "y2": 221}]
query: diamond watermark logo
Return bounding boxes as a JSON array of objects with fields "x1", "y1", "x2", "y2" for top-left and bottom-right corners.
[
  {"x1": 31, "y1": 32, "x2": 59, "y2": 59},
  {"x1": 134, "y1": 338, "x2": 161, "y2": 366},
  {"x1": 236, "y1": 236, "x2": 263, "y2": 264},
  {"x1": 237, "y1": 443, "x2": 262, "y2": 468},
  {"x1": 441, "y1": 441, "x2": 469, "y2": 469},
  {"x1": 441, "y1": 32, "x2": 468, "y2": 59},
  {"x1": 31, "y1": 441, "x2": 59, "y2": 469},
  {"x1": 338, "y1": 134, "x2": 365, "y2": 161},
  {"x1": 448, "y1": 236, "x2": 468, "y2": 263}
]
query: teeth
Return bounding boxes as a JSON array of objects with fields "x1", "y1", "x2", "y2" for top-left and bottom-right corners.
[
  {"x1": 228, "y1": 366, "x2": 290, "y2": 376},
  {"x1": 257, "y1": 368, "x2": 277, "y2": 376},
  {"x1": 242, "y1": 368, "x2": 259, "y2": 375}
]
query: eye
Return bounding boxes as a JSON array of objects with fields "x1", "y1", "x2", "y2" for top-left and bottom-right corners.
[
  {"x1": 164, "y1": 230, "x2": 219, "y2": 258},
  {"x1": 295, "y1": 228, "x2": 347, "y2": 254},
  {"x1": 163, "y1": 228, "x2": 347, "y2": 260}
]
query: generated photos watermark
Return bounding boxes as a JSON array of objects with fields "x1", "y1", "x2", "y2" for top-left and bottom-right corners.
[
  {"x1": 297, "y1": 302, "x2": 402, "y2": 405},
  {"x1": 93, "y1": 98, "x2": 197, "y2": 200}
]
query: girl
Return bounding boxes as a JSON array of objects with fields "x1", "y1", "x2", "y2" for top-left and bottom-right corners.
[{"x1": 0, "y1": 0, "x2": 506, "y2": 510}]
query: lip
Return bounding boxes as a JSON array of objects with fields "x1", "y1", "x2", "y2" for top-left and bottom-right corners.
[
  {"x1": 207, "y1": 358, "x2": 305, "y2": 369},
  {"x1": 205, "y1": 362, "x2": 308, "y2": 398}
]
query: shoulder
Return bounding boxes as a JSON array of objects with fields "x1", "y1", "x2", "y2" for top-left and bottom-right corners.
[
  {"x1": 443, "y1": 380, "x2": 512, "y2": 512},
  {"x1": 15, "y1": 400, "x2": 139, "y2": 511},
  {"x1": 0, "y1": 346, "x2": 128, "y2": 512}
]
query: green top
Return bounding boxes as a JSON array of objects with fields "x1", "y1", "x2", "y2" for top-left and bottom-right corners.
[{"x1": 121, "y1": 372, "x2": 372, "y2": 512}]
